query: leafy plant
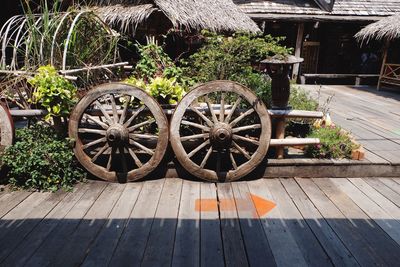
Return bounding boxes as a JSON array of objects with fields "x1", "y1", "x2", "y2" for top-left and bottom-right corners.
[
  {"x1": 182, "y1": 31, "x2": 292, "y2": 83},
  {"x1": 125, "y1": 76, "x2": 185, "y2": 104},
  {"x1": 306, "y1": 126, "x2": 359, "y2": 159},
  {"x1": 1, "y1": 124, "x2": 85, "y2": 191},
  {"x1": 232, "y1": 70, "x2": 273, "y2": 106},
  {"x1": 134, "y1": 39, "x2": 193, "y2": 89},
  {"x1": 289, "y1": 86, "x2": 318, "y2": 111},
  {"x1": 29, "y1": 65, "x2": 78, "y2": 120},
  {"x1": 284, "y1": 86, "x2": 319, "y2": 137}
]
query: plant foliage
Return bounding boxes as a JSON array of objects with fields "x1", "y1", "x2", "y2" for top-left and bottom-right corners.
[
  {"x1": 29, "y1": 65, "x2": 78, "y2": 120},
  {"x1": 134, "y1": 41, "x2": 193, "y2": 89},
  {"x1": 289, "y1": 86, "x2": 319, "y2": 111},
  {"x1": 125, "y1": 76, "x2": 185, "y2": 104},
  {"x1": 306, "y1": 126, "x2": 359, "y2": 159},
  {"x1": 182, "y1": 31, "x2": 292, "y2": 83},
  {"x1": 1, "y1": 124, "x2": 85, "y2": 191}
]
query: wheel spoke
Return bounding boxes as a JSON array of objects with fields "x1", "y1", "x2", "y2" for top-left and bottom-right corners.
[
  {"x1": 181, "y1": 120, "x2": 210, "y2": 132},
  {"x1": 124, "y1": 106, "x2": 145, "y2": 127},
  {"x1": 129, "y1": 133, "x2": 158, "y2": 140},
  {"x1": 110, "y1": 94, "x2": 119, "y2": 123},
  {"x1": 230, "y1": 151, "x2": 238, "y2": 170},
  {"x1": 127, "y1": 118, "x2": 155, "y2": 132},
  {"x1": 83, "y1": 114, "x2": 109, "y2": 129},
  {"x1": 200, "y1": 147, "x2": 213, "y2": 168},
  {"x1": 205, "y1": 95, "x2": 218, "y2": 124},
  {"x1": 78, "y1": 128, "x2": 107, "y2": 135},
  {"x1": 91, "y1": 143, "x2": 109, "y2": 163},
  {"x1": 232, "y1": 124, "x2": 261, "y2": 133},
  {"x1": 225, "y1": 97, "x2": 241, "y2": 123},
  {"x1": 180, "y1": 133, "x2": 209, "y2": 141},
  {"x1": 232, "y1": 141, "x2": 252, "y2": 160},
  {"x1": 119, "y1": 95, "x2": 131, "y2": 124},
  {"x1": 130, "y1": 139, "x2": 154, "y2": 155},
  {"x1": 107, "y1": 146, "x2": 116, "y2": 171},
  {"x1": 220, "y1": 92, "x2": 225, "y2": 122},
  {"x1": 229, "y1": 109, "x2": 255, "y2": 127},
  {"x1": 187, "y1": 139, "x2": 210, "y2": 158},
  {"x1": 189, "y1": 106, "x2": 213, "y2": 127},
  {"x1": 82, "y1": 137, "x2": 107, "y2": 149},
  {"x1": 95, "y1": 100, "x2": 113, "y2": 124},
  {"x1": 119, "y1": 146, "x2": 128, "y2": 173},
  {"x1": 128, "y1": 147, "x2": 143, "y2": 167},
  {"x1": 232, "y1": 134, "x2": 260, "y2": 146}
]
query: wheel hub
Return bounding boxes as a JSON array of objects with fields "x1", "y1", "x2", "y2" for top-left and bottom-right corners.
[
  {"x1": 106, "y1": 124, "x2": 129, "y2": 145},
  {"x1": 209, "y1": 122, "x2": 233, "y2": 149}
]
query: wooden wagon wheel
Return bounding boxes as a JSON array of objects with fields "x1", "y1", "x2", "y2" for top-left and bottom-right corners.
[
  {"x1": 0, "y1": 103, "x2": 14, "y2": 150},
  {"x1": 170, "y1": 80, "x2": 271, "y2": 182},
  {"x1": 69, "y1": 83, "x2": 169, "y2": 182}
]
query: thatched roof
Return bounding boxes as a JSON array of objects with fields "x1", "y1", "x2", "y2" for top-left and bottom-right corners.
[
  {"x1": 88, "y1": 0, "x2": 260, "y2": 33},
  {"x1": 235, "y1": 0, "x2": 400, "y2": 22},
  {"x1": 355, "y1": 14, "x2": 400, "y2": 42}
]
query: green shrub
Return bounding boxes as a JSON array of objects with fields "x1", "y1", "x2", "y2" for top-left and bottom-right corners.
[
  {"x1": 134, "y1": 42, "x2": 193, "y2": 89},
  {"x1": 1, "y1": 124, "x2": 85, "y2": 191},
  {"x1": 29, "y1": 65, "x2": 78, "y2": 120},
  {"x1": 182, "y1": 31, "x2": 292, "y2": 83},
  {"x1": 306, "y1": 126, "x2": 359, "y2": 159},
  {"x1": 233, "y1": 70, "x2": 272, "y2": 106},
  {"x1": 289, "y1": 86, "x2": 318, "y2": 111},
  {"x1": 125, "y1": 76, "x2": 185, "y2": 104}
]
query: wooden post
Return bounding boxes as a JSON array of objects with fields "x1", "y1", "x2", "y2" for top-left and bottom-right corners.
[
  {"x1": 275, "y1": 118, "x2": 286, "y2": 159},
  {"x1": 378, "y1": 40, "x2": 390, "y2": 90},
  {"x1": 292, "y1": 23, "x2": 304, "y2": 81}
]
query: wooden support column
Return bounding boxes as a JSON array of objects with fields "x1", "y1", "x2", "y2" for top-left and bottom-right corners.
[
  {"x1": 292, "y1": 22, "x2": 304, "y2": 80},
  {"x1": 275, "y1": 118, "x2": 286, "y2": 159},
  {"x1": 378, "y1": 39, "x2": 390, "y2": 90}
]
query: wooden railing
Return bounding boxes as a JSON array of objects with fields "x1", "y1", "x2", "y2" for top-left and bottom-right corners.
[{"x1": 379, "y1": 63, "x2": 400, "y2": 88}]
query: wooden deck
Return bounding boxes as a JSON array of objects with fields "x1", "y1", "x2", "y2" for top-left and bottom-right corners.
[
  {"x1": 1, "y1": 178, "x2": 400, "y2": 266},
  {"x1": 301, "y1": 85, "x2": 400, "y2": 165}
]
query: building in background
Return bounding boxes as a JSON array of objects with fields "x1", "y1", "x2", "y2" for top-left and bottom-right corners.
[{"x1": 235, "y1": 0, "x2": 400, "y2": 84}]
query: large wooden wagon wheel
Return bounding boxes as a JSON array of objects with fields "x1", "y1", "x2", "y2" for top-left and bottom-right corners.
[
  {"x1": 170, "y1": 80, "x2": 271, "y2": 182},
  {"x1": 0, "y1": 103, "x2": 14, "y2": 150},
  {"x1": 69, "y1": 83, "x2": 169, "y2": 182}
]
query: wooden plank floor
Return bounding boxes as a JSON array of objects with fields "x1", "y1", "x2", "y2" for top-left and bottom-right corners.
[
  {"x1": 1, "y1": 178, "x2": 400, "y2": 266},
  {"x1": 300, "y1": 85, "x2": 400, "y2": 165}
]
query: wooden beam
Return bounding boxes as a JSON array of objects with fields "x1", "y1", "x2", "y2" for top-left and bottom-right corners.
[
  {"x1": 292, "y1": 22, "x2": 304, "y2": 80},
  {"x1": 9, "y1": 109, "x2": 48, "y2": 117},
  {"x1": 269, "y1": 109, "x2": 323, "y2": 119},
  {"x1": 378, "y1": 40, "x2": 390, "y2": 90},
  {"x1": 59, "y1": 62, "x2": 129, "y2": 74},
  {"x1": 270, "y1": 138, "x2": 320, "y2": 147}
]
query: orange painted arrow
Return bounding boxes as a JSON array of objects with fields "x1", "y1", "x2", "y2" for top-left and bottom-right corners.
[{"x1": 195, "y1": 194, "x2": 276, "y2": 217}]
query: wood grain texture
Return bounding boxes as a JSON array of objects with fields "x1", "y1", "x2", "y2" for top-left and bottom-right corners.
[
  {"x1": 51, "y1": 183, "x2": 125, "y2": 267},
  {"x1": 109, "y1": 179, "x2": 165, "y2": 266},
  {"x1": 24, "y1": 182, "x2": 107, "y2": 267},
  {"x1": 141, "y1": 178, "x2": 183, "y2": 267},
  {"x1": 232, "y1": 182, "x2": 276, "y2": 267},
  {"x1": 200, "y1": 182, "x2": 225, "y2": 267},
  {"x1": 281, "y1": 178, "x2": 359, "y2": 267},
  {"x1": 315, "y1": 178, "x2": 400, "y2": 266},
  {"x1": 81, "y1": 183, "x2": 143, "y2": 267},
  {"x1": 172, "y1": 180, "x2": 200, "y2": 267},
  {"x1": 297, "y1": 178, "x2": 388, "y2": 266},
  {"x1": 264, "y1": 179, "x2": 332, "y2": 267},
  {"x1": 1, "y1": 177, "x2": 400, "y2": 267},
  {"x1": 247, "y1": 179, "x2": 308, "y2": 267},
  {"x1": 217, "y1": 183, "x2": 249, "y2": 267},
  {"x1": 331, "y1": 178, "x2": 400, "y2": 245},
  {"x1": 1, "y1": 183, "x2": 89, "y2": 267}
]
